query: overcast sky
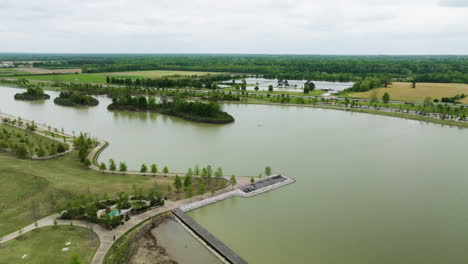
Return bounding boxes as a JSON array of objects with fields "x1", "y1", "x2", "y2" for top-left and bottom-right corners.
[{"x1": 1, "y1": 0, "x2": 467, "y2": 54}]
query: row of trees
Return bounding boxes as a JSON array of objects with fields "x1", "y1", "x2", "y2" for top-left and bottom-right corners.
[
  {"x1": 105, "y1": 74, "x2": 238, "y2": 89},
  {"x1": 74, "y1": 133, "x2": 94, "y2": 164}
]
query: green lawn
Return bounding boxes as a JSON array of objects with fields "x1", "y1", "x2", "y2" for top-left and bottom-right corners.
[
  {"x1": 0, "y1": 151, "x2": 172, "y2": 236},
  {"x1": 8, "y1": 74, "x2": 106, "y2": 84},
  {"x1": 0, "y1": 171, "x2": 47, "y2": 208},
  {"x1": 0, "y1": 226, "x2": 99, "y2": 264}
]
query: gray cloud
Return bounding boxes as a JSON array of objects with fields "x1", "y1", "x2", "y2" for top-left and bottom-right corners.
[{"x1": 0, "y1": 0, "x2": 467, "y2": 54}]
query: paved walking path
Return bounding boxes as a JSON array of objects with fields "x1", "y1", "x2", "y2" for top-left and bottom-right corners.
[{"x1": 0, "y1": 176, "x2": 251, "y2": 264}]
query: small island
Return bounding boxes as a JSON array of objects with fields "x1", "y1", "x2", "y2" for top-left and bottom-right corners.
[
  {"x1": 108, "y1": 96, "x2": 235, "y2": 124},
  {"x1": 54, "y1": 92, "x2": 99, "y2": 107},
  {"x1": 14, "y1": 87, "x2": 50, "y2": 100}
]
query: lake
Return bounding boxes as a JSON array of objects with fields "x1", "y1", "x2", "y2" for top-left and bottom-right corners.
[
  {"x1": 1, "y1": 85, "x2": 468, "y2": 264},
  {"x1": 228, "y1": 77, "x2": 353, "y2": 92}
]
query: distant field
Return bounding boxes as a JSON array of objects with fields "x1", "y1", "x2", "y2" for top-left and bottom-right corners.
[
  {"x1": 0, "y1": 226, "x2": 98, "y2": 264},
  {"x1": 4, "y1": 70, "x2": 226, "y2": 84},
  {"x1": 6, "y1": 74, "x2": 105, "y2": 83},
  {"x1": 105, "y1": 70, "x2": 224, "y2": 78},
  {"x1": 349, "y1": 82, "x2": 468, "y2": 104},
  {"x1": 13, "y1": 67, "x2": 82, "y2": 74}
]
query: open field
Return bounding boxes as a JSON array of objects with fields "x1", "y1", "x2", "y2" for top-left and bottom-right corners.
[
  {"x1": 13, "y1": 67, "x2": 83, "y2": 74},
  {"x1": 0, "y1": 226, "x2": 98, "y2": 264},
  {"x1": 105, "y1": 70, "x2": 225, "y2": 78},
  {"x1": 3, "y1": 70, "x2": 227, "y2": 84},
  {"x1": 348, "y1": 82, "x2": 468, "y2": 104},
  {"x1": 0, "y1": 151, "x2": 173, "y2": 236},
  {"x1": 6, "y1": 74, "x2": 106, "y2": 84}
]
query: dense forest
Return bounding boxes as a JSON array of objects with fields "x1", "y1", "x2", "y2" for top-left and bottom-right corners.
[
  {"x1": 108, "y1": 95, "x2": 235, "y2": 124},
  {"x1": 54, "y1": 92, "x2": 99, "y2": 106},
  {"x1": 14, "y1": 87, "x2": 50, "y2": 100},
  {"x1": 1, "y1": 54, "x2": 467, "y2": 83},
  {"x1": 106, "y1": 74, "x2": 238, "y2": 89}
]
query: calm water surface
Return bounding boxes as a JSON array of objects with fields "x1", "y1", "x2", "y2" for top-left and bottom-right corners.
[
  {"x1": 1, "y1": 86, "x2": 468, "y2": 264},
  {"x1": 153, "y1": 219, "x2": 221, "y2": 264}
]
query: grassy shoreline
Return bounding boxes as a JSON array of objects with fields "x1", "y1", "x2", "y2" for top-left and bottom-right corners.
[
  {"x1": 237, "y1": 99, "x2": 468, "y2": 128},
  {"x1": 1, "y1": 82, "x2": 466, "y2": 128}
]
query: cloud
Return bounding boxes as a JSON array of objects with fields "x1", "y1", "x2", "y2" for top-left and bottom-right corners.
[
  {"x1": 439, "y1": 0, "x2": 468, "y2": 7},
  {"x1": 0, "y1": 0, "x2": 467, "y2": 54}
]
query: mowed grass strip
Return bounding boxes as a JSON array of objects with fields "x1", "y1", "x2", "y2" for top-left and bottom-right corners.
[
  {"x1": 349, "y1": 82, "x2": 468, "y2": 104},
  {"x1": 0, "y1": 226, "x2": 99, "y2": 264}
]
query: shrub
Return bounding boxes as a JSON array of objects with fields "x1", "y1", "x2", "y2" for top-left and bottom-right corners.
[{"x1": 57, "y1": 144, "x2": 66, "y2": 153}]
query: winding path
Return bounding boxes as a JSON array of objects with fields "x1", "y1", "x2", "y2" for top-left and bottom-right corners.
[
  {"x1": 0, "y1": 111, "x2": 271, "y2": 263},
  {"x1": 0, "y1": 178, "x2": 252, "y2": 264}
]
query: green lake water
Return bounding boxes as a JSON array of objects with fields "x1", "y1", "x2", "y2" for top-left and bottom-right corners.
[{"x1": 1, "y1": 86, "x2": 468, "y2": 263}]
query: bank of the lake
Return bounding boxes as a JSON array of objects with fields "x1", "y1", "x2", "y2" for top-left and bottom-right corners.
[{"x1": 1, "y1": 85, "x2": 468, "y2": 264}]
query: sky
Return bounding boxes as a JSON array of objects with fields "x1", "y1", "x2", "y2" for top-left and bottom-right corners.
[{"x1": 0, "y1": 0, "x2": 467, "y2": 54}]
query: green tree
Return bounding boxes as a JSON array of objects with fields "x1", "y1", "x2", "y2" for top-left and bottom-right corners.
[
  {"x1": 108, "y1": 159, "x2": 116, "y2": 172},
  {"x1": 265, "y1": 166, "x2": 272, "y2": 176},
  {"x1": 99, "y1": 162, "x2": 106, "y2": 172},
  {"x1": 382, "y1": 92, "x2": 390, "y2": 104},
  {"x1": 151, "y1": 164, "x2": 158, "y2": 175},
  {"x1": 140, "y1": 164, "x2": 148, "y2": 174},
  {"x1": 250, "y1": 177, "x2": 255, "y2": 183},
  {"x1": 163, "y1": 165, "x2": 169, "y2": 174},
  {"x1": 184, "y1": 171, "x2": 192, "y2": 189},
  {"x1": 268, "y1": 85, "x2": 273, "y2": 92},
  {"x1": 15, "y1": 145, "x2": 29, "y2": 159},
  {"x1": 119, "y1": 162, "x2": 127, "y2": 173},
  {"x1": 174, "y1": 175, "x2": 182, "y2": 198},
  {"x1": 229, "y1": 175, "x2": 237, "y2": 189},
  {"x1": 370, "y1": 90, "x2": 378, "y2": 103},
  {"x1": 186, "y1": 186, "x2": 193, "y2": 201},
  {"x1": 198, "y1": 181, "x2": 206, "y2": 198},
  {"x1": 194, "y1": 165, "x2": 200, "y2": 177},
  {"x1": 424, "y1": 96, "x2": 433, "y2": 107}
]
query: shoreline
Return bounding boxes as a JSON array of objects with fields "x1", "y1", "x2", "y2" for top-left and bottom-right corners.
[{"x1": 1, "y1": 83, "x2": 465, "y2": 128}]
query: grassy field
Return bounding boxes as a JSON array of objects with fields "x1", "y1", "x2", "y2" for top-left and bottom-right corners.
[
  {"x1": 0, "y1": 151, "x2": 173, "y2": 236},
  {"x1": 8, "y1": 74, "x2": 106, "y2": 84},
  {"x1": 4, "y1": 70, "x2": 226, "y2": 84},
  {"x1": 0, "y1": 226, "x2": 98, "y2": 264},
  {"x1": 348, "y1": 82, "x2": 468, "y2": 104},
  {"x1": 0, "y1": 124, "x2": 68, "y2": 158},
  {"x1": 105, "y1": 70, "x2": 224, "y2": 78}
]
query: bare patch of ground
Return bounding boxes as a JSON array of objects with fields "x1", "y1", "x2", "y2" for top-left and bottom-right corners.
[{"x1": 125, "y1": 213, "x2": 178, "y2": 264}]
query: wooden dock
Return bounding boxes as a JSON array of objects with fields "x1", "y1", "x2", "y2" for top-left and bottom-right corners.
[{"x1": 172, "y1": 208, "x2": 248, "y2": 264}]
